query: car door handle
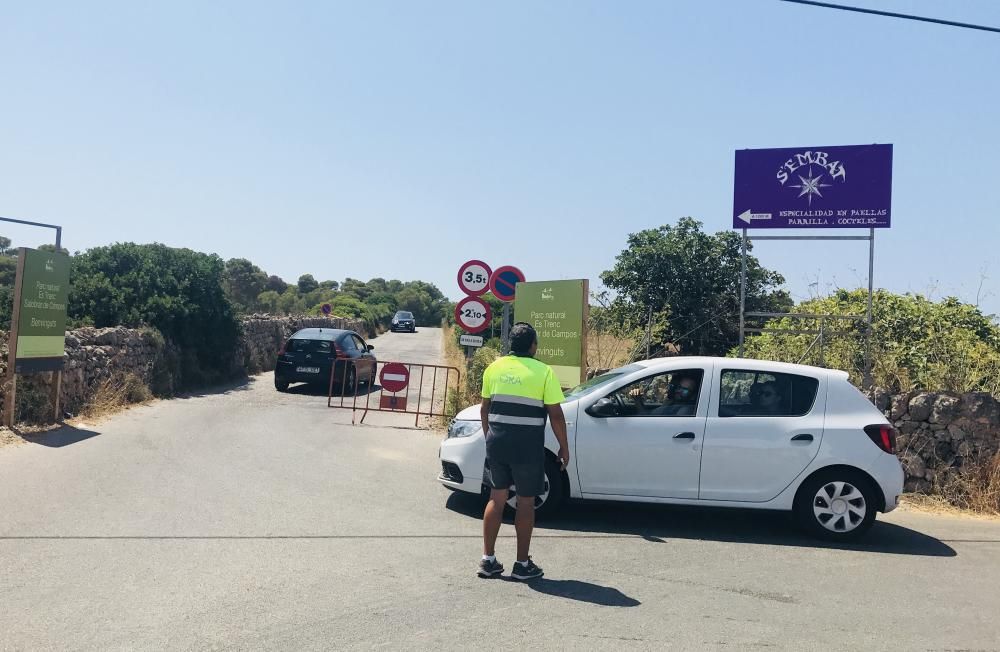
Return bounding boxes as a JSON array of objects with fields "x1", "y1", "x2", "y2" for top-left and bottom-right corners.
[
  {"x1": 791, "y1": 434, "x2": 814, "y2": 442},
  {"x1": 673, "y1": 432, "x2": 696, "y2": 440}
]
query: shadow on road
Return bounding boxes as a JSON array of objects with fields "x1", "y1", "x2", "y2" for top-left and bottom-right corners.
[
  {"x1": 175, "y1": 376, "x2": 254, "y2": 399},
  {"x1": 286, "y1": 382, "x2": 382, "y2": 398},
  {"x1": 13, "y1": 424, "x2": 101, "y2": 448},
  {"x1": 511, "y1": 577, "x2": 641, "y2": 607},
  {"x1": 445, "y1": 492, "x2": 956, "y2": 558}
]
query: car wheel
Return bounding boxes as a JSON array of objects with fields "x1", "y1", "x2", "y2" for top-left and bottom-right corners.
[
  {"x1": 794, "y1": 469, "x2": 878, "y2": 542},
  {"x1": 505, "y1": 457, "x2": 565, "y2": 519},
  {"x1": 274, "y1": 376, "x2": 289, "y2": 392},
  {"x1": 342, "y1": 366, "x2": 357, "y2": 395}
]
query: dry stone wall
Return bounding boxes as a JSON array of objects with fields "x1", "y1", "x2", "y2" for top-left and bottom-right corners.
[
  {"x1": 0, "y1": 314, "x2": 367, "y2": 423},
  {"x1": 871, "y1": 390, "x2": 1000, "y2": 492}
]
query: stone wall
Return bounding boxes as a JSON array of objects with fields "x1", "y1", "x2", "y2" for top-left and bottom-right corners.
[
  {"x1": 0, "y1": 314, "x2": 368, "y2": 423},
  {"x1": 237, "y1": 314, "x2": 369, "y2": 375},
  {"x1": 872, "y1": 390, "x2": 1000, "y2": 492}
]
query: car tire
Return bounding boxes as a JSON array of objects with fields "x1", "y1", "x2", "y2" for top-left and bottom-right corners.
[
  {"x1": 274, "y1": 376, "x2": 289, "y2": 392},
  {"x1": 341, "y1": 366, "x2": 357, "y2": 396},
  {"x1": 504, "y1": 457, "x2": 566, "y2": 520},
  {"x1": 794, "y1": 469, "x2": 878, "y2": 542}
]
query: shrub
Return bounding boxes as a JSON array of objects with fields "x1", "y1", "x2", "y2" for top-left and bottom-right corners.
[{"x1": 68, "y1": 243, "x2": 241, "y2": 389}]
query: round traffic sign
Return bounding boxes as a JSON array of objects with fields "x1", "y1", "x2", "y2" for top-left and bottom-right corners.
[
  {"x1": 455, "y1": 296, "x2": 492, "y2": 334},
  {"x1": 321, "y1": 303, "x2": 332, "y2": 315},
  {"x1": 489, "y1": 265, "x2": 525, "y2": 303},
  {"x1": 457, "y1": 259, "x2": 492, "y2": 297},
  {"x1": 379, "y1": 362, "x2": 410, "y2": 393}
]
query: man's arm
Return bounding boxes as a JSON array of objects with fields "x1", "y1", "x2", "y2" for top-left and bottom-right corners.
[
  {"x1": 480, "y1": 399, "x2": 491, "y2": 437},
  {"x1": 546, "y1": 403, "x2": 570, "y2": 468}
]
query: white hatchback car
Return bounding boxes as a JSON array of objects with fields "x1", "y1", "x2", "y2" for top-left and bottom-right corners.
[{"x1": 439, "y1": 357, "x2": 904, "y2": 541}]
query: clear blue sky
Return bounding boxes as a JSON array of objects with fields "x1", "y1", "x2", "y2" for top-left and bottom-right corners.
[{"x1": 2, "y1": 1, "x2": 998, "y2": 316}]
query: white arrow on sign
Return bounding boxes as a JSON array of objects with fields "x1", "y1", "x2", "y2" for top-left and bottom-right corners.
[{"x1": 737, "y1": 209, "x2": 772, "y2": 225}]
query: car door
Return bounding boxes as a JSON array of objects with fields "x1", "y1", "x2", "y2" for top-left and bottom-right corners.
[
  {"x1": 351, "y1": 334, "x2": 374, "y2": 378},
  {"x1": 574, "y1": 365, "x2": 711, "y2": 499},
  {"x1": 698, "y1": 367, "x2": 826, "y2": 502}
]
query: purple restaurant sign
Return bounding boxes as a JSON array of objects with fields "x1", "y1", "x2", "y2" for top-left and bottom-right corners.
[{"x1": 733, "y1": 144, "x2": 893, "y2": 229}]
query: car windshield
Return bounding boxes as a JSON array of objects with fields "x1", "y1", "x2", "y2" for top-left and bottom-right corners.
[
  {"x1": 396, "y1": 312, "x2": 413, "y2": 319},
  {"x1": 563, "y1": 364, "x2": 643, "y2": 401}
]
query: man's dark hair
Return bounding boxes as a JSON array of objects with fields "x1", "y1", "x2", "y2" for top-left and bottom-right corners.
[{"x1": 510, "y1": 322, "x2": 537, "y2": 355}]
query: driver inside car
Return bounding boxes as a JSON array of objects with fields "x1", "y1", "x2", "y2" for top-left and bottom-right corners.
[{"x1": 628, "y1": 373, "x2": 699, "y2": 416}]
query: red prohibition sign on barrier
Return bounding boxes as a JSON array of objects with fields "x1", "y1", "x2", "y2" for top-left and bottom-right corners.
[{"x1": 379, "y1": 363, "x2": 410, "y2": 393}]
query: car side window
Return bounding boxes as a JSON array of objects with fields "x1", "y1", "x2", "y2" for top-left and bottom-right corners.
[
  {"x1": 339, "y1": 336, "x2": 357, "y2": 352},
  {"x1": 719, "y1": 370, "x2": 819, "y2": 417},
  {"x1": 602, "y1": 369, "x2": 704, "y2": 418},
  {"x1": 352, "y1": 335, "x2": 368, "y2": 352}
]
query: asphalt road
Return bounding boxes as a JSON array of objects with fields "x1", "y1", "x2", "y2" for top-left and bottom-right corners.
[{"x1": 2, "y1": 326, "x2": 999, "y2": 650}]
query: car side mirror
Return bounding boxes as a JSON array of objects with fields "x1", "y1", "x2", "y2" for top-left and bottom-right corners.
[
  {"x1": 587, "y1": 397, "x2": 616, "y2": 418},
  {"x1": 367, "y1": 344, "x2": 375, "y2": 351}
]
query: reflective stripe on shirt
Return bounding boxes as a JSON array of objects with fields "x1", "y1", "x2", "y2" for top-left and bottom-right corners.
[{"x1": 488, "y1": 414, "x2": 547, "y2": 426}]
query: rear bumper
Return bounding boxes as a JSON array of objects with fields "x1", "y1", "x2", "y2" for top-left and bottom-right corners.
[
  {"x1": 275, "y1": 360, "x2": 338, "y2": 384},
  {"x1": 438, "y1": 433, "x2": 486, "y2": 494},
  {"x1": 870, "y1": 452, "x2": 905, "y2": 513}
]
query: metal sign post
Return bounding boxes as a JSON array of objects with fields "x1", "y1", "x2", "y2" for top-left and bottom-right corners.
[
  {"x1": 1, "y1": 217, "x2": 66, "y2": 426},
  {"x1": 733, "y1": 145, "x2": 892, "y2": 391}
]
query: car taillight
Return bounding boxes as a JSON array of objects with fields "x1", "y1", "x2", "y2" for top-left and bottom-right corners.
[
  {"x1": 278, "y1": 340, "x2": 288, "y2": 355},
  {"x1": 864, "y1": 424, "x2": 897, "y2": 454}
]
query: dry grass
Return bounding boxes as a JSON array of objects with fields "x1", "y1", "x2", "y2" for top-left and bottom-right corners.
[
  {"x1": 78, "y1": 373, "x2": 154, "y2": 422},
  {"x1": 587, "y1": 331, "x2": 635, "y2": 371}
]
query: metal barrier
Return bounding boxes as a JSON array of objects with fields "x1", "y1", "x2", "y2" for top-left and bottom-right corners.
[{"x1": 327, "y1": 358, "x2": 462, "y2": 426}]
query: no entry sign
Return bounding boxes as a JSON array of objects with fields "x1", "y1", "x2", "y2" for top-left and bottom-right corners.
[
  {"x1": 455, "y1": 296, "x2": 492, "y2": 334},
  {"x1": 489, "y1": 266, "x2": 525, "y2": 303},
  {"x1": 379, "y1": 362, "x2": 410, "y2": 393},
  {"x1": 457, "y1": 260, "x2": 492, "y2": 296}
]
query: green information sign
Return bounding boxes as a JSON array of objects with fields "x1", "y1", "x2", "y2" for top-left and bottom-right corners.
[
  {"x1": 14, "y1": 248, "x2": 70, "y2": 372},
  {"x1": 514, "y1": 279, "x2": 588, "y2": 388}
]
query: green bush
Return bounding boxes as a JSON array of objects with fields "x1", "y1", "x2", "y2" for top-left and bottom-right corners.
[
  {"x1": 739, "y1": 289, "x2": 1000, "y2": 393},
  {"x1": 68, "y1": 243, "x2": 241, "y2": 389}
]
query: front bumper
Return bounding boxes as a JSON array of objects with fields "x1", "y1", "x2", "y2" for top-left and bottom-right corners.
[{"x1": 438, "y1": 432, "x2": 486, "y2": 494}]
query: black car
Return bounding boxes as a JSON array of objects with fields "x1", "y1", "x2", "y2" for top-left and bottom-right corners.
[
  {"x1": 274, "y1": 328, "x2": 376, "y2": 392},
  {"x1": 390, "y1": 311, "x2": 416, "y2": 333}
]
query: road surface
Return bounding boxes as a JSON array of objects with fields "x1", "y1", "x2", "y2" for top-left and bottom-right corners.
[{"x1": 1, "y1": 327, "x2": 999, "y2": 650}]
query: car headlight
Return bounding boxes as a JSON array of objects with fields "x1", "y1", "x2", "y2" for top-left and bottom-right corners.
[{"x1": 447, "y1": 420, "x2": 482, "y2": 438}]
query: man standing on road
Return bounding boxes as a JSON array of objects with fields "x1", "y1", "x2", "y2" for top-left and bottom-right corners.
[{"x1": 477, "y1": 322, "x2": 569, "y2": 581}]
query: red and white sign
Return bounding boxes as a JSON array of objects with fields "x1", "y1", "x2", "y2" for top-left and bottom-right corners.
[
  {"x1": 455, "y1": 296, "x2": 492, "y2": 334},
  {"x1": 457, "y1": 259, "x2": 492, "y2": 297},
  {"x1": 489, "y1": 265, "x2": 525, "y2": 303},
  {"x1": 379, "y1": 362, "x2": 410, "y2": 393}
]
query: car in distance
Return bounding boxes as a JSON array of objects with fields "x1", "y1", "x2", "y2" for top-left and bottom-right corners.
[
  {"x1": 439, "y1": 357, "x2": 904, "y2": 541},
  {"x1": 390, "y1": 311, "x2": 416, "y2": 333},
  {"x1": 274, "y1": 328, "x2": 376, "y2": 393}
]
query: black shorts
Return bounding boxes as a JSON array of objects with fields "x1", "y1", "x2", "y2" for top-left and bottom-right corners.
[{"x1": 484, "y1": 456, "x2": 545, "y2": 497}]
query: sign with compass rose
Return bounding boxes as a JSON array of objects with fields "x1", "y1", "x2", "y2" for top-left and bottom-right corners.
[{"x1": 733, "y1": 144, "x2": 893, "y2": 229}]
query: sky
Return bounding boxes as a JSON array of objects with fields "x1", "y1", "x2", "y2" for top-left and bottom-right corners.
[{"x1": 1, "y1": 0, "x2": 998, "y2": 316}]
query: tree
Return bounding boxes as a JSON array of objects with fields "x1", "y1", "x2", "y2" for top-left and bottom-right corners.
[
  {"x1": 297, "y1": 274, "x2": 319, "y2": 294},
  {"x1": 223, "y1": 258, "x2": 268, "y2": 313},
  {"x1": 265, "y1": 275, "x2": 288, "y2": 294},
  {"x1": 319, "y1": 280, "x2": 340, "y2": 292},
  {"x1": 0, "y1": 236, "x2": 12, "y2": 256},
  {"x1": 601, "y1": 217, "x2": 791, "y2": 356}
]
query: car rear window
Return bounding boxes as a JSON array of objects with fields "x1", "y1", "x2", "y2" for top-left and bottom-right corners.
[
  {"x1": 719, "y1": 370, "x2": 819, "y2": 417},
  {"x1": 287, "y1": 339, "x2": 334, "y2": 354}
]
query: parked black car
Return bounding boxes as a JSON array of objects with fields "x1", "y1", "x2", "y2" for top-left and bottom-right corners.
[
  {"x1": 274, "y1": 328, "x2": 376, "y2": 392},
  {"x1": 390, "y1": 311, "x2": 416, "y2": 332}
]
